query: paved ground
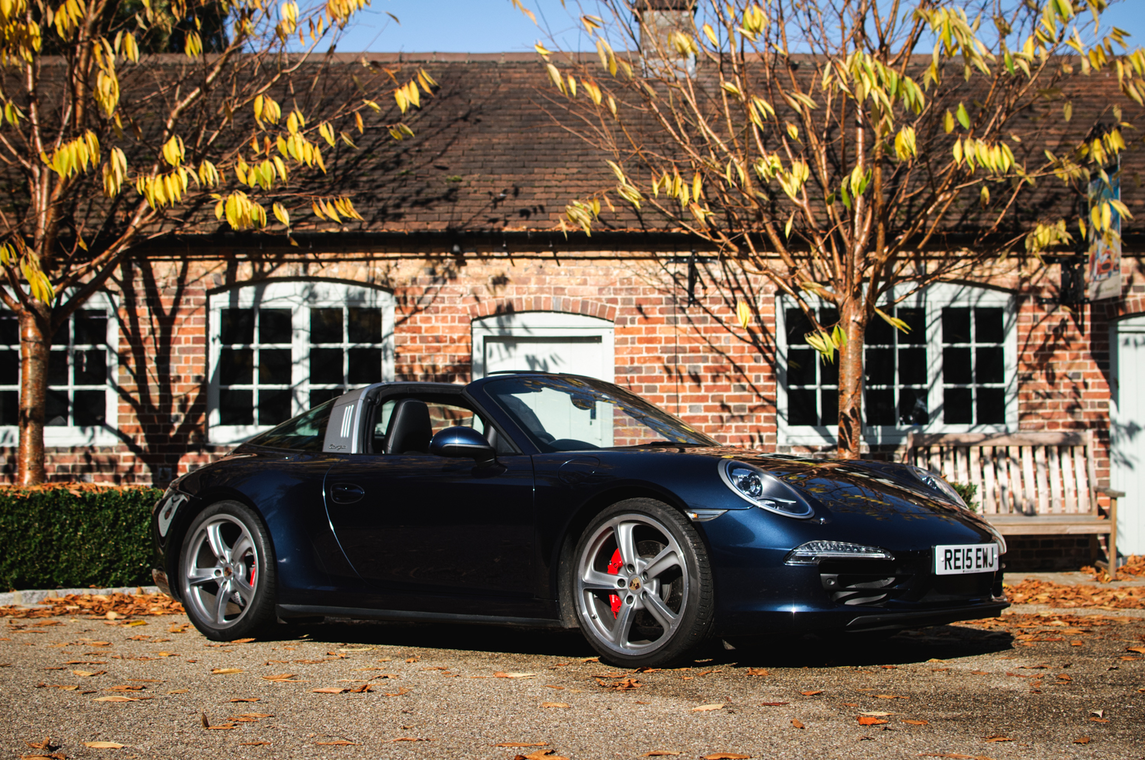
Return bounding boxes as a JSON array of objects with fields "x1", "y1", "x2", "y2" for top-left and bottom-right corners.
[{"x1": 2, "y1": 591, "x2": 1143, "y2": 760}]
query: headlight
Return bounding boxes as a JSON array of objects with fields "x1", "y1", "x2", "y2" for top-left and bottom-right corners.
[
  {"x1": 718, "y1": 460, "x2": 814, "y2": 519},
  {"x1": 785, "y1": 540, "x2": 894, "y2": 565},
  {"x1": 908, "y1": 465, "x2": 966, "y2": 507}
]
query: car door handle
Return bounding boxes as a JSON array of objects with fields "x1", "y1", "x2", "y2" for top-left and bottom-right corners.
[{"x1": 329, "y1": 483, "x2": 365, "y2": 505}]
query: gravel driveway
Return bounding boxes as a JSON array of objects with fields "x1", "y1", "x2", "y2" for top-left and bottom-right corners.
[{"x1": 3, "y1": 604, "x2": 1143, "y2": 760}]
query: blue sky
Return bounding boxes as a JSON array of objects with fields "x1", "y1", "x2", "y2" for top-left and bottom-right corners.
[{"x1": 330, "y1": 1, "x2": 1145, "y2": 54}]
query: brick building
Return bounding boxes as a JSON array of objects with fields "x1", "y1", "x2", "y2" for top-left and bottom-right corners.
[{"x1": 1, "y1": 52, "x2": 1143, "y2": 567}]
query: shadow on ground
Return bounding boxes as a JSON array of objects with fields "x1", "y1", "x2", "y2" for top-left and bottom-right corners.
[{"x1": 258, "y1": 618, "x2": 1014, "y2": 669}]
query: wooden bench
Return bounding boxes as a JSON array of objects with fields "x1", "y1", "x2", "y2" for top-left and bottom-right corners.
[{"x1": 903, "y1": 431, "x2": 1122, "y2": 572}]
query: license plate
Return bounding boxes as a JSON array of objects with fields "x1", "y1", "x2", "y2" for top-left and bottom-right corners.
[{"x1": 934, "y1": 544, "x2": 999, "y2": 576}]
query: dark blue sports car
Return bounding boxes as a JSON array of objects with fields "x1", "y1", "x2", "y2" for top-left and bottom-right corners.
[{"x1": 152, "y1": 373, "x2": 1008, "y2": 666}]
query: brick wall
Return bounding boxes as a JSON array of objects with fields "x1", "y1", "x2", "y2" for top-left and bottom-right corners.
[{"x1": 0, "y1": 243, "x2": 1135, "y2": 502}]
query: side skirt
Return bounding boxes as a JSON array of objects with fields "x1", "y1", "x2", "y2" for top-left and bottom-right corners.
[{"x1": 276, "y1": 603, "x2": 567, "y2": 629}]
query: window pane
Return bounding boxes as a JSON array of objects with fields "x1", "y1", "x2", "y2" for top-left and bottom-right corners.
[
  {"x1": 898, "y1": 347, "x2": 927, "y2": 385},
  {"x1": 865, "y1": 316, "x2": 893, "y2": 346},
  {"x1": 220, "y1": 348, "x2": 253, "y2": 385},
  {"x1": 820, "y1": 389, "x2": 838, "y2": 426},
  {"x1": 259, "y1": 309, "x2": 292, "y2": 344},
  {"x1": 74, "y1": 311, "x2": 107, "y2": 345},
  {"x1": 787, "y1": 347, "x2": 817, "y2": 386},
  {"x1": 75, "y1": 349, "x2": 106, "y2": 385},
  {"x1": 74, "y1": 390, "x2": 104, "y2": 426},
  {"x1": 976, "y1": 346, "x2": 1005, "y2": 384},
  {"x1": 820, "y1": 357, "x2": 838, "y2": 385},
  {"x1": 349, "y1": 307, "x2": 382, "y2": 343},
  {"x1": 0, "y1": 314, "x2": 17, "y2": 345},
  {"x1": 975, "y1": 308, "x2": 1004, "y2": 343},
  {"x1": 866, "y1": 388, "x2": 895, "y2": 426},
  {"x1": 865, "y1": 348, "x2": 895, "y2": 385},
  {"x1": 898, "y1": 308, "x2": 925, "y2": 344},
  {"x1": 0, "y1": 390, "x2": 16, "y2": 425},
  {"x1": 310, "y1": 388, "x2": 340, "y2": 409},
  {"x1": 788, "y1": 389, "x2": 818, "y2": 426},
  {"x1": 311, "y1": 308, "x2": 342, "y2": 344},
  {"x1": 0, "y1": 349, "x2": 17, "y2": 384},
  {"x1": 48, "y1": 350, "x2": 68, "y2": 385},
  {"x1": 220, "y1": 389, "x2": 254, "y2": 426},
  {"x1": 310, "y1": 348, "x2": 342, "y2": 384},
  {"x1": 977, "y1": 388, "x2": 1005, "y2": 425},
  {"x1": 944, "y1": 387, "x2": 972, "y2": 424},
  {"x1": 785, "y1": 308, "x2": 812, "y2": 341},
  {"x1": 348, "y1": 347, "x2": 381, "y2": 384},
  {"x1": 943, "y1": 307, "x2": 970, "y2": 344},
  {"x1": 258, "y1": 388, "x2": 292, "y2": 426},
  {"x1": 943, "y1": 347, "x2": 972, "y2": 384},
  {"x1": 46, "y1": 390, "x2": 68, "y2": 426},
  {"x1": 898, "y1": 387, "x2": 929, "y2": 425},
  {"x1": 221, "y1": 308, "x2": 254, "y2": 345},
  {"x1": 258, "y1": 349, "x2": 291, "y2": 384}
]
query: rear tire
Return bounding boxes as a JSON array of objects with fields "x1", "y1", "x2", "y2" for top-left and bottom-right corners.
[
  {"x1": 569, "y1": 498, "x2": 714, "y2": 667},
  {"x1": 178, "y1": 501, "x2": 277, "y2": 640}
]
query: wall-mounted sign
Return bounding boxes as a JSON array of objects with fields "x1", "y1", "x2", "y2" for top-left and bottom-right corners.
[{"x1": 1087, "y1": 160, "x2": 1123, "y2": 302}]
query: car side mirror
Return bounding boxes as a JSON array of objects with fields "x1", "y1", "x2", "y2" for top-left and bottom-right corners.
[{"x1": 429, "y1": 426, "x2": 497, "y2": 465}]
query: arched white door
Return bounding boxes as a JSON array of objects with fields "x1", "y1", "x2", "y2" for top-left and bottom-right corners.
[
  {"x1": 1111, "y1": 316, "x2": 1145, "y2": 558},
  {"x1": 471, "y1": 312, "x2": 614, "y2": 382}
]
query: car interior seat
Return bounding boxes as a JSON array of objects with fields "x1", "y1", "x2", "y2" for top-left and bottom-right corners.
[{"x1": 384, "y1": 399, "x2": 433, "y2": 454}]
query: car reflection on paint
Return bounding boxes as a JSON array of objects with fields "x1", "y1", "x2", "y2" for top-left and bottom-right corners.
[{"x1": 151, "y1": 372, "x2": 1008, "y2": 667}]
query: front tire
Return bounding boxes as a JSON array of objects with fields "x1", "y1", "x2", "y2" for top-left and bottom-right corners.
[
  {"x1": 570, "y1": 499, "x2": 714, "y2": 667},
  {"x1": 178, "y1": 501, "x2": 277, "y2": 640}
]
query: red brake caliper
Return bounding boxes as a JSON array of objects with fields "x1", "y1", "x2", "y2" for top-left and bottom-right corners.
[{"x1": 606, "y1": 548, "x2": 623, "y2": 618}]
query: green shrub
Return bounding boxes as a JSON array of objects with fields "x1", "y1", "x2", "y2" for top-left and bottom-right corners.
[
  {"x1": 0, "y1": 485, "x2": 163, "y2": 591},
  {"x1": 951, "y1": 482, "x2": 979, "y2": 513}
]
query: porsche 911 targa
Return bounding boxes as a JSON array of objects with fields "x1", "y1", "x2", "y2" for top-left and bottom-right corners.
[{"x1": 152, "y1": 372, "x2": 1008, "y2": 666}]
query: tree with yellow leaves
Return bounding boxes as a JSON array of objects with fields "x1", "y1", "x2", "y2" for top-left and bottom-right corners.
[
  {"x1": 530, "y1": 0, "x2": 1144, "y2": 458},
  {"x1": 0, "y1": 0, "x2": 436, "y2": 484}
]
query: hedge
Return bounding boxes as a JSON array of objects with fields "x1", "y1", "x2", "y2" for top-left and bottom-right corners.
[{"x1": 0, "y1": 484, "x2": 163, "y2": 591}]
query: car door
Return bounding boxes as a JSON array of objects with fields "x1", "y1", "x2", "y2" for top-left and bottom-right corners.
[{"x1": 323, "y1": 395, "x2": 537, "y2": 614}]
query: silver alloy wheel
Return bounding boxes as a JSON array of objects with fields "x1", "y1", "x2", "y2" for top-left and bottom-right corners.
[
  {"x1": 181, "y1": 513, "x2": 261, "y2": 630},
  {"x1": 575, "y1": 512, "x2": 690, "y2": 658}
]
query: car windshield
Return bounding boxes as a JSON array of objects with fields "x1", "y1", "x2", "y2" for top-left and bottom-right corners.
[{"x1": 482, "y1": 375, "x2": 717, "y2": 452}]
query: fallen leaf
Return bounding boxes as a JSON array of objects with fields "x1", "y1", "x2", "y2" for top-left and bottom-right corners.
[
  {"x1": 263, "y1": 674, "x2": 303, "y2": 682},
  {"x1": 391, "y1": 737, "x2": 430, "y2": 742},
  {"x1": 229, "y1": 698, "x2": 260, "y2": 703},
  {"x1": 1074, "y1": 737, "x2": 1090, "y2": 744},
  {"x1": 312, "y1": 687, "x2": 348, "y2": 694},
  {"x1": 541, "y1": 702, "x2": 570, "y2": 709},
  {"x1": 791, "y1": 719, "x2": 805, "y2": 729},
  {"x1": 1089, "y1": 717, "x2": 1109, "y2": 723},
  {"x1": 207, "y1": 725, "x2": 236, "y2": 731},
  {"x1": 640, "y1": 753, "x2": 681, "y2": 757},
  {"x1": 315, "y1": 740, "x2": 357, "y2": 746},
  {"x1": 92, "y1": 696, "x2": 137, "y2": 702},
  {"x1": 494, "y1": 671, "x2": 535, "y2": 679},
  {"x1": 1127, "y1": 646, "x2": 1145, "y2": 654},
  {"x1": 84, "y1": 741, "x2": 125, "y2": 749},
  {"x1": 232, "y1": 638, "x2": 256, "y2": 644},
  {"x1": 72, "y1": 670, "x2": 106, "y2": 677},
  {"x1": 760, "y1": 702, "x2": 789, "y2": 707},
  {"x1": 701, "y1": 754, "x2": 750, "y2": 760},
  {"x1": 514, "y1": 751, "x2": 568, "y2": 760},
  {"x1": 985, "y1": 735, "x2": 1012, "y2": 742},
  {"x1": 24, "y1": 739, "x2": 55, "y2": 751},
  {"x1": 800, "y1": 690, "x2": 823, "y2": 696},
  {"x1": 211, "y1": 668, "x2": 242, "y2": 675},
  {"x1": 201, "y1": 713, "x2": 210, "y2": 728},
  {"x1": 496, "y1": 744, "x2": 548, "y2": 748},
  {"x1": 875, "y1": 694, "x2": 907, "y2": 700},
  {"x1": 857, "y1": 716, "x2": 888, "y2": 726},
  {"x1": 692, "y1": 703, "x2": 725, "y2": 712},
  {"x1": 903, "y1": 719, "x2": 929, "y2": 726},
  {"x1": 239, "y1": 742, "x2": 271, "y2": 746},
  {"x1": 745, "y1": 668, "x2": 768, "y2": 676}
]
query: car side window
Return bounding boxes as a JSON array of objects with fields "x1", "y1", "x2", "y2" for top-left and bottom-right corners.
[{"x1": 369, "y1": 398, "x2": 506, "y2": 454}]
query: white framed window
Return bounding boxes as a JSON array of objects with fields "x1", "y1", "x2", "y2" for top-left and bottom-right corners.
[
  {"x1": 471, "y1": 312, "x2": 615, "y2": 382},
  {"x1": 776, "y1": 284, "x2": 1017, "y2": 447},
  {"x1": 208, "y1": 281, "x2": 395, "y2": 445},
  {"x1": 0, "y1": 293, "x2": 120, "y2": 447}
]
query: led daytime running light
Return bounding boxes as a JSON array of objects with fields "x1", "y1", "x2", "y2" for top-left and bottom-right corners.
[{"x1": 785, "y1": 540, "x2": 894, "y2": 565}]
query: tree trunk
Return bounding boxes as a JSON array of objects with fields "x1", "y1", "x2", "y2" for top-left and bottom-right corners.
[
  {"x1": 17, "y1": 307, "x2": 50, "y2": 485},
  {"x1": 836, "y1": 299, "x2": 866, "y2": 459}
]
